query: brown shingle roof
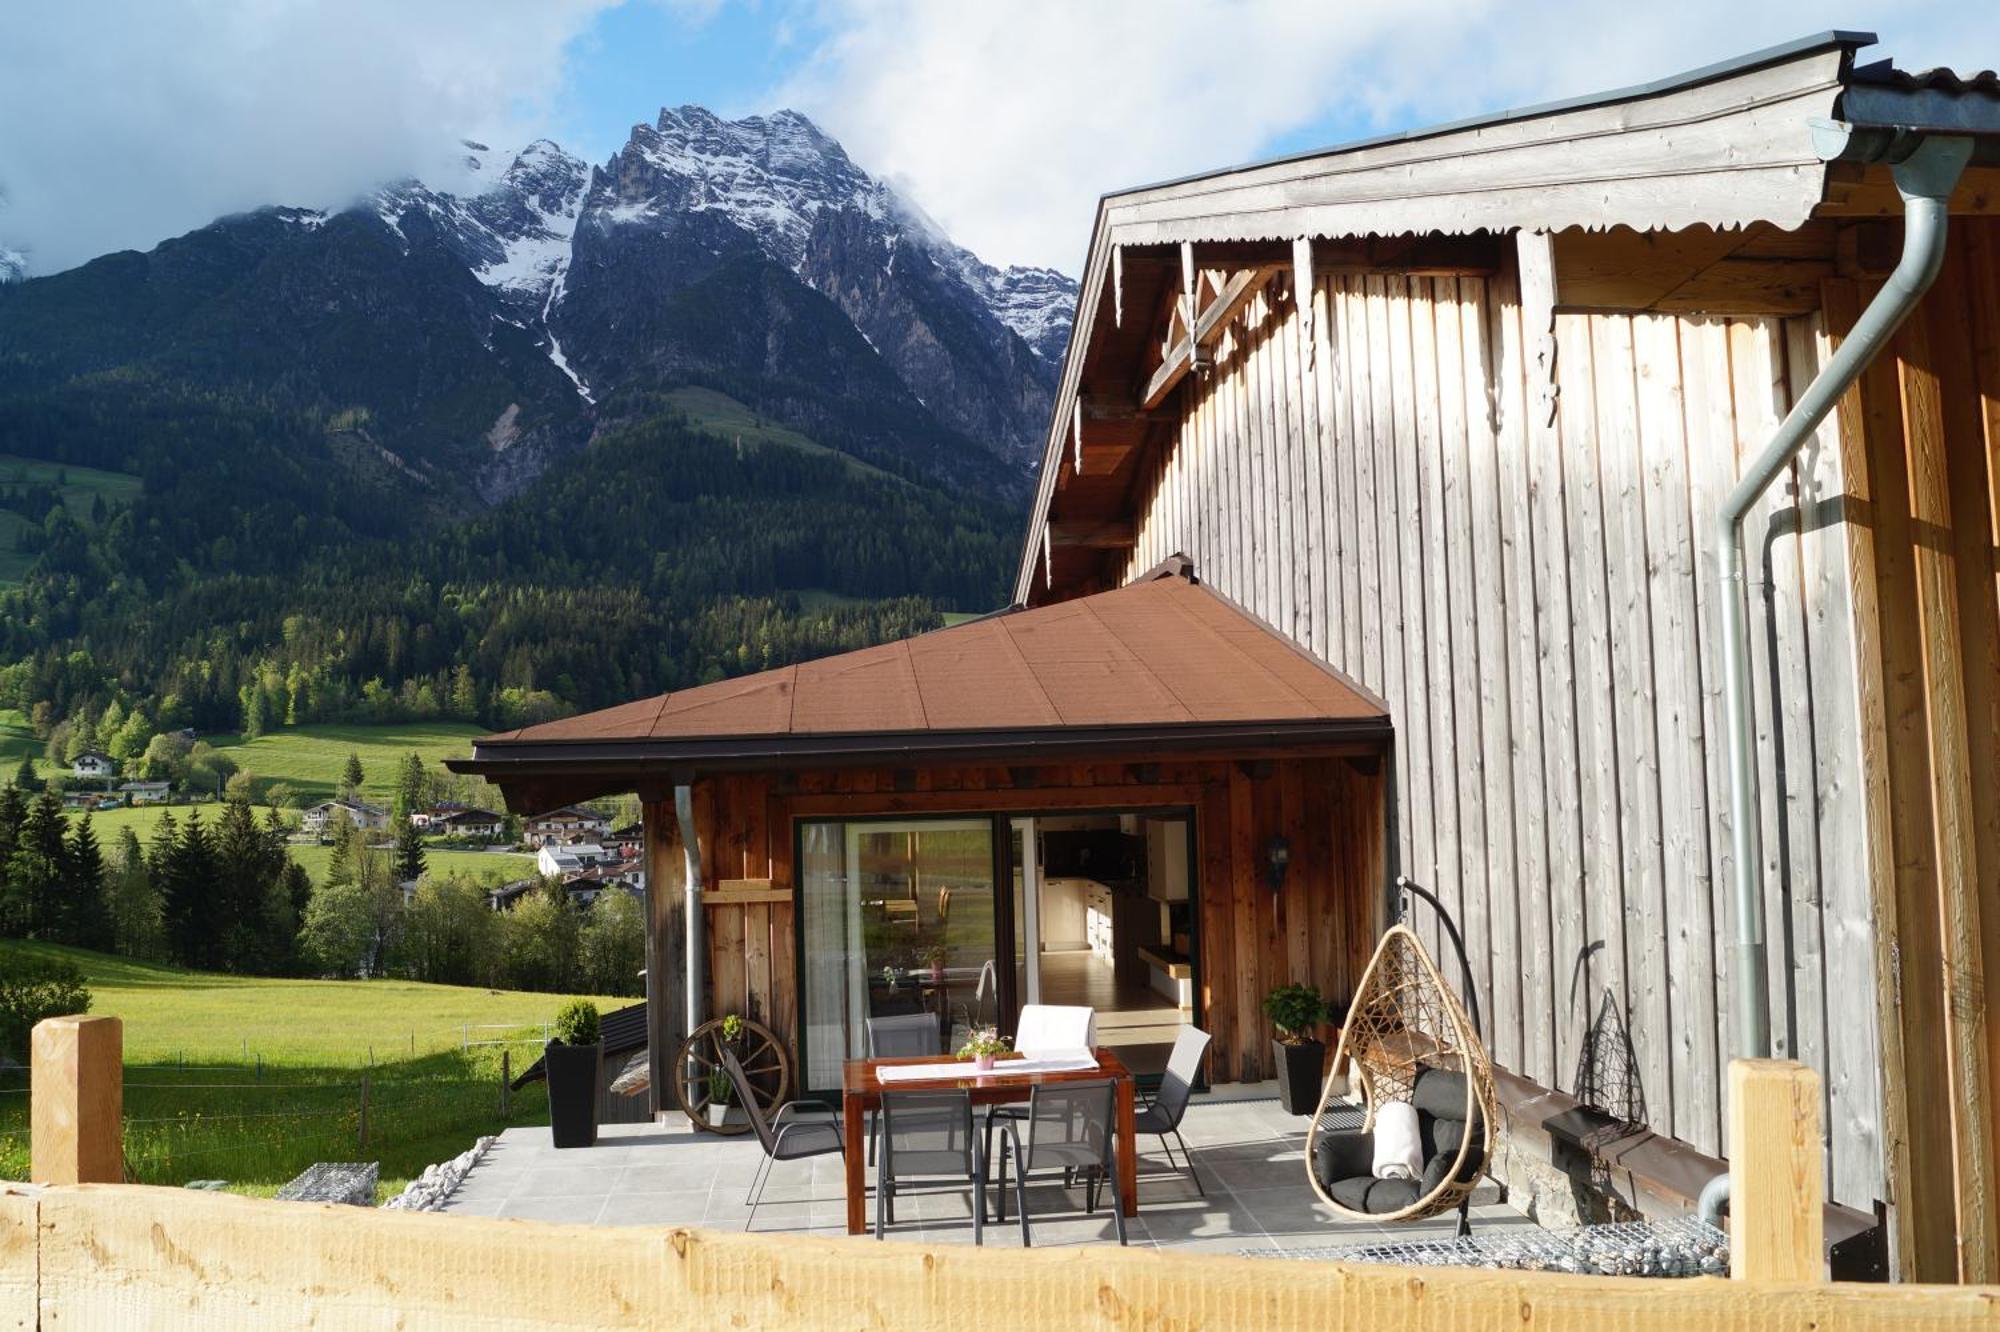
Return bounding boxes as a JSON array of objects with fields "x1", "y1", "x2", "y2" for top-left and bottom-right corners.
[{"x1": 453, "y1": 565, "x2": 1387, "y2": 791}]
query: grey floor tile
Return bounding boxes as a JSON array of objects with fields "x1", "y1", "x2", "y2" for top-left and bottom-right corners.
[
  {"x1": 498, "y1": 1194, "x2": 614, "y2": 1224},
  {"x1": 511, "y1": 1166, "x2": 626, "y2": 1198},
  {"x1": 597, "y1": 1190, "x2": 714, "y2": 1227},
  {"x1": 434, "y1": 1198, "x2": 502, "y2": 1218}
]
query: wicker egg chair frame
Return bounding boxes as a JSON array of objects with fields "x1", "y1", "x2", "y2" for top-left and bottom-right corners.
[{"x1": 1305, "y1": 923, "x2": 1498, "y2": 1222}]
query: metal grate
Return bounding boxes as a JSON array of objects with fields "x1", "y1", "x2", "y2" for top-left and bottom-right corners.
[{"x1": 1251, "y1": 1216, "x2": 1730, "y2": 1277}]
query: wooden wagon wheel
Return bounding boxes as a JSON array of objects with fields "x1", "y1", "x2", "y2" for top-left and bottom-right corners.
[{"x1": 671, "y1": 1017, "x2": 791, "y2": 1135}]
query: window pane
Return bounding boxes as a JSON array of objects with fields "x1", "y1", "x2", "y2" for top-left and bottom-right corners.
[{"x1": 798, "y1": 819, "x2": 995, "y2": 1092}]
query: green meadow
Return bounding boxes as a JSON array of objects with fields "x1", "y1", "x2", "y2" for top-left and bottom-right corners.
[
  {"x1": 0, "y1": 455, "x2": 143, "y2": 589},
  {"x1": 0, "y1": 941, "x2": 626, "y2": 1198}
]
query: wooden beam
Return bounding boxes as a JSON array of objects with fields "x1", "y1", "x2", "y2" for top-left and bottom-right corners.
[
  {"x1": 1141, "y1": 264, "x2": 1283, "y2": 410},
  {"x1": 23, "y1": 1180, "x2": 2000, "y2": 1329},
  {"x1": 31, "y1": 1016, "x2": 121, "y2": 1186},
  {"x1": 1047, "y1": 520, "x2": 1135, "y2": 549},
  {"x1": 1551, "y1": 223, "x2": 1835, "y2": 315},
  {"x1": 1312, "y1": 233, "x2": 1505, "y2": 275},
  {"x1": 1728, "y1": 1058, "x2": 1825, "y2": 1284}
]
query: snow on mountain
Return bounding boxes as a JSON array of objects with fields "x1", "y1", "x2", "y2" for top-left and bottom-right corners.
[
  {"x1": 0, "y1": 247, "x2": 26, "y2": 284},
  {"x1": 612, "y1": 106, "x2": 1076, "y2": 364}
]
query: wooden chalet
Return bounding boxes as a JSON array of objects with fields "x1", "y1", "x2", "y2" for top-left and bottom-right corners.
[{"x1": 457, "y1": 32, "x2": 2000, "y2": 1281}]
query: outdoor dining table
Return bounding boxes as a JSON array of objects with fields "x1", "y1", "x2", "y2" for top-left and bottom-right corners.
[{"x1": 838, "y1": 1048, "x2": 1139, "y2": 1236}]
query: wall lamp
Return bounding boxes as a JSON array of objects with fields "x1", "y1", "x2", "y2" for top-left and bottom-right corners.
[{"x1": 1264, "y1": 835, "x2": 1291, "y2": 893}]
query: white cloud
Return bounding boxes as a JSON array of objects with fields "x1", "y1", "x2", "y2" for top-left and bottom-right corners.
[
  {"x1": 777, "y1": 0, "x2": 2000, "y2": 274},
  {"x1": 0, "y1": 0, "x2": 617, "y2": 275}
]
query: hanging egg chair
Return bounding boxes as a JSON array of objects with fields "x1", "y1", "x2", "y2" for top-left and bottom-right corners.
[{"x1": 1305, "y1": 923, "x2": 1497, "y2": 1222}]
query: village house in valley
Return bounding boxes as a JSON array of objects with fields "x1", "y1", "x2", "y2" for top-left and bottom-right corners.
[
  {"x1": 456, "y1": 33, "x2": 2000, "y2": 1283},
  {"x1": 522, "y1": 806, "x2": 610, "y2": 846},
  {"x1": 300, "y1": 797, "x2": 388, "y2": 837},
  {"x1": 69, "y1": 750, "x2": 116, "y2": 780}
]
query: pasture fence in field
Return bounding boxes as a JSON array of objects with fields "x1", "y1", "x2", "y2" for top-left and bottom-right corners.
[{"x1": 0, "y1": 1023, "x2": 550, "y2": 1190}]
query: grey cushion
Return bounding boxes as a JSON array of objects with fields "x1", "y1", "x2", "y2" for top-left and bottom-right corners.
[{"x1": 1328, "y1": 1173, "x2": 1421, "y2": 1214}]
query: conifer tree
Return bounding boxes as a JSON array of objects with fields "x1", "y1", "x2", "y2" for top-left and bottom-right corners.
[
  {"x1": 339, "y1": 753, "x2": 365, "y2": 800},
  {"x1": 8, "y1": 788, "x2": 67, "y2": 939},
  {"x1": 391, "y1": 813, "x2": 427, "y2": 887},
  {"x1": 107, "y1": 825, "x2": 164, "y2": 960},
  {"x1": 60, "y1": 814, "x2": 110, "y2": 950},
  {"x1": 160, "y1": 812, "x2": 220, "y2": 969}
]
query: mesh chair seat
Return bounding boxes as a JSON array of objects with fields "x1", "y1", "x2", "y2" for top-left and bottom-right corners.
[
  {"x1": 876, "y1": 1090, "x2": 984, "y2": 1242},
  {"x1": 988, "y1": 1079, "x2": 1126, "y2": 1247},
  {"x1": 726, "y1": 1047, "x2": 844, "y2": 1231}
]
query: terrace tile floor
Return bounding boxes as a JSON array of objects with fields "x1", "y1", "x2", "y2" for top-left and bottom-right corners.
[{"x1": 441, "y1": 1090, "x2": 1536, "y2": 1255}]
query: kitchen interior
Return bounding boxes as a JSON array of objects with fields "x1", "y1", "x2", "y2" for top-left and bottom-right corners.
[{"x1": 1032, "y1": 812, "x2": 1194, "y2": 1078}]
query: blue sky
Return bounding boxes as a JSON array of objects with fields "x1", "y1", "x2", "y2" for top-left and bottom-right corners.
[{"x1": 3, "y1": 1, "x2": 1997, "y2": 277}]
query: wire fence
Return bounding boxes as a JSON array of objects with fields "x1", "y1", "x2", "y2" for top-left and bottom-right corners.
[{"x1": 1, "y1": 1036, "x2": 545, "y2": 1193}]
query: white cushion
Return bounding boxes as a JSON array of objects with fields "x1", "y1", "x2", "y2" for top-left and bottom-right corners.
[
  {"x1": 1014, "y1": 1004, "x2": 1096, "y2": 1054},
  {"x1": 1372, "y1": 1101, "x2": 1423, "y2": 1181}
]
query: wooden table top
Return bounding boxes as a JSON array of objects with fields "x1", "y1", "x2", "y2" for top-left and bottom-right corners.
[{"x1": 841, "y1": 1048, "x2": 1130, "y2": 1103}]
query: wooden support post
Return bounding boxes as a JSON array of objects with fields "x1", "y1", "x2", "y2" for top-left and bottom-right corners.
[
  {"x1": 31, "y1": 1014, "x2": 122, "y2": 1185},
  {"x1": 1728, "y1": 1058, "x2": 1824, "y2": 1282}
]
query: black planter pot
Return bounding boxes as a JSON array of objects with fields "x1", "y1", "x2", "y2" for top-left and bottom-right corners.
[
  {"x1": 1272, "y1": 1037, "x2": 1326, "y2": 1115},
  {"x1": 545, "y1": 1040, "x2": 601, "y2": 1149}
]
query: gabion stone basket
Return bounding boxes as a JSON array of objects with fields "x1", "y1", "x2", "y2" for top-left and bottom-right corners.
[{"x1": 1305, "y1": 923, "x2": 1499, "y2": 1223}]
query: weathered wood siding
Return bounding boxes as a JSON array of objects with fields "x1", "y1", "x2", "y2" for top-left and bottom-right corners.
[
  {"x1": 1116, "y1": 259, "x2": 1889, "y2": 1210},
  {"x1": 1819, "y1": 218, "x2": 2000, "y2": 1282},
  {"x1": 644, "y1": 755, "x2": 1385, "y2": 1091}
]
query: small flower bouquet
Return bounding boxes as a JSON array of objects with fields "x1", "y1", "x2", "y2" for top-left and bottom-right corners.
[{"x1": 957, "y1": 1026, "x2": 1011, "y2": 1073}]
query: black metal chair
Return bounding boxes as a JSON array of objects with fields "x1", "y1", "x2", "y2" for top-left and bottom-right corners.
[
  {"x1": 865, "y1": 1014, "x2": 941, "y2": 1168},
  {"x1": 726, "y1": 1047, "x2": 843, "y2": 1231},
  {"x1": 875, "y1": 1089, "x2": 985, "y2": 1242},
  {"x1": 1134, "y1": 1025, "x2": 1210, "y2": 1196},
  {"x1": 988, "y1": 1079, "x2": 1127, "y2": 1247}
]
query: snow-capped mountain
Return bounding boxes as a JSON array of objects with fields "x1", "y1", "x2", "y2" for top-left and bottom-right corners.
[
  {"x1": 366, "y1": 108, "x2": 1074, "y2": 464},
  {"x1": 0, "y1": 105, "x2": 1071, "y2": 503},
  {"x1": 0, "y1": 247, "x2": 25, "y2": 284}
]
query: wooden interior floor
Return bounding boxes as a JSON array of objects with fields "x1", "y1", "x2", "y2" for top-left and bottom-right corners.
[{"x1": 1038, "y1": 949, "x2": 1183, "y2": 1077}]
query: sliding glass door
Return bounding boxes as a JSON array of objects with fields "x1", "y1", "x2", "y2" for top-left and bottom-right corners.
[{"x1": 798, "y1": 818, "x2": 998, "y2": 1093}]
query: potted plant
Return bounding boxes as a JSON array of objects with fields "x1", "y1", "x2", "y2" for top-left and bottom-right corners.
[
  {"x1": 720, "y1": 1013, "x2": 744, "y2": 1046},
  {"x1": 919, "y1": 943, "x2": 949, "y2": 983},
  {"x1": 545, "y1": 999, "x2": 602, "y2": 1149},
  {"x1": 957, "y1": 1027, "x2": 1010, "y2": 1073},
  {"x1": 706, "y1": 1065, "x2": 736, "y2": 1128},
  {"x1": 1263, "y1": 983, "x2": 1332, "y2": 1115}
]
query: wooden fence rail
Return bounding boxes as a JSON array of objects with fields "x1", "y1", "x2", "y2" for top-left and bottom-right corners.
[{"x1": 9, "y1": 1016, "x2": 1999, "y2": 1328}]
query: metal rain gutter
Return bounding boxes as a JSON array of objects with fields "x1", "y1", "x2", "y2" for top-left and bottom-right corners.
[
  {"x1": 1703, "y1": 128, "x2": 1972, "y2": 1229},
  {"x1": 674, "y1": 784, "x2": 706, "y2": 1072}
]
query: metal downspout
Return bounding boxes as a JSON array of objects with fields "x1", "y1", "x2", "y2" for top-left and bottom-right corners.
[
  {"x1": 1701, "y1": 132, "x2": 1971, "y2": 1229},
  {"x1": 674, "y1": 784, "x2": 706, "y2": 1059}
]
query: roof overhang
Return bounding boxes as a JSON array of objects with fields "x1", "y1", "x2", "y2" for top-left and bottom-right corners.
[
  {"x1": 1011, "y1": 30, "x2": 2000, "y2": 605},
  {"x1": 449, "y1": 565, "x2": 1391, "y2": 812}
]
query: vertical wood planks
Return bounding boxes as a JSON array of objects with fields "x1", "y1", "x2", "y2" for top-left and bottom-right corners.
[
  {"x1": 1634, "y1": 312, "x2": 1721, "y2": 1155},
  {"x1": 1592, "y1": 312, "x2": 1672, "y2": 1137}
]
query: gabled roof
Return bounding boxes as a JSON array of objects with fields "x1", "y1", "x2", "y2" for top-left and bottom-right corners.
[
  {"x1": 1011, "y1": 32, "x2": 2000, "y2": 604},
  {"x1": 451, "y1": 563, "x2": 1388, "y2": 807}
]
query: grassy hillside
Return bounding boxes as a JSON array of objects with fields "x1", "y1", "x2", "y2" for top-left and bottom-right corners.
[
  {"x1": 0, "y1": 708, "x2": 48, "y2": 785},
  {"x1": 207, "y1": 720, "x2": 491, "y2": 806},
  {"x1": 0, "y1": 941, "x2": 628, "y2": 1196},
  {"x1": 668, "y1": 385, "x2": 899, "y2": 482},
  {"x1": 0, "y1": 454, "x2": 143, "y2": 588}
]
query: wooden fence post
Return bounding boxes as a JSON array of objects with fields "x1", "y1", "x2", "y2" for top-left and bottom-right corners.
[
  {"x1": 31, "y1": 1015, "x2": 122, "y2": 1185},
  {"x1": 1728, "y1": 1058, "x2": 1824, "y2": 1282}
]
